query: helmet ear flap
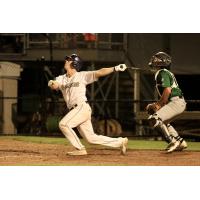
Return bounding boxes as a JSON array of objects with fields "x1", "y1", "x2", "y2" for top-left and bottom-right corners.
[
  {"x1": 65, "y1": 54, "x2": 83, "y2": 71},
  {"x1": 71, "y1": 60, "x2": 78, "y2": 69}
]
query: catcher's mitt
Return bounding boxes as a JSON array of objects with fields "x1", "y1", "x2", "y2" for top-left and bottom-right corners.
[{"x1": 145, "y1": 102, "x2": 161, "y2": 115}]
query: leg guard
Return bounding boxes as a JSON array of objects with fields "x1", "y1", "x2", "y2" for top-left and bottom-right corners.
[
  {"x1": 167, "y1": 124, "x2": 179, "y2": 137},
  {"x1": 148, "y1": 114, "x2": 173, "y2": 143},
  {"x1": 166, "y1": 124, "x2": 183, "y2": 141}
]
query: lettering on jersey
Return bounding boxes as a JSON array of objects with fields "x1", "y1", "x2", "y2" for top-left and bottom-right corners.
[{"x1": 61, "y1": 82, "x2": 80, "y2": 90}]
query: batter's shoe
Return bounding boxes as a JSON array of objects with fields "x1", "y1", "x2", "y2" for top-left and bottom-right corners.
[
  {"x1": 167, "y1": 140, "x2": 181, "y2": 153},
  {"x1": 67, "y1": 149, "x2": 87, "y2": 156},
  {"x1": 120, "y1": 137, "x2": 128, "y2": 155},
  {"x1": 165, "y1": 141, "x2": 175, "y2": 151},
  {"x1": 176, "y1": 140, "x2": 187, "y2": 151}
]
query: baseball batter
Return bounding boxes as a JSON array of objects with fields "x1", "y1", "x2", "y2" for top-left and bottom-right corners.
[
  {"x1": 146, "y1": 52, "x2": 187, "y2": 153},
  {"x1": 48, "y1": 54, "x2": 128, "y2": 156}
]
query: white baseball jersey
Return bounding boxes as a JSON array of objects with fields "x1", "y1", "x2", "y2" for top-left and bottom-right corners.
[{"x1": 56, "y1": 71, "x2": 98, "y2": 109}]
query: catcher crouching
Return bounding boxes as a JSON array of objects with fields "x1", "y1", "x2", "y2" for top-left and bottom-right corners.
[{"x1": 146, "y1": 52, "x2": 187, "y2": 153}]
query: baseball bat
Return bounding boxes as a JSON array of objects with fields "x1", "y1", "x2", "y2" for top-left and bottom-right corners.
[
  {"x1": 119, "y1": 64, "x2": 150, "y2": 72},
  {"x1": 126, "y1": 66, "x2": 141, "y2": 70},
  {"x1": 125, "y1": 65, "x2": 151, "y2": 72}
]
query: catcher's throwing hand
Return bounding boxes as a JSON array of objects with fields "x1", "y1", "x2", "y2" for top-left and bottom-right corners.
[
  {"x1": 145, "y1": 102, "x2": 161, "y2": 115},
  {"x1": 114, "y1": 64, "x2": 127, "y2": 72}
]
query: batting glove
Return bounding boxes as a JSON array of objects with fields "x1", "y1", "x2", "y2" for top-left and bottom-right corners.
[
  {"x1": 114, "y1": 64, "x2": 127, "y2": 72},
  {"x1": 48, "y1": 80, "x2": 56, "y2": 87}
]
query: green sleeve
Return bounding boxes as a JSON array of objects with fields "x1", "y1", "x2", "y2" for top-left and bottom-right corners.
[{"x1": 157, "y1": 70, "x2": 172, "y2": 87}]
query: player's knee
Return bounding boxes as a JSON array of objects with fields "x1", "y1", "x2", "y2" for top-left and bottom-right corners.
[
  {"x1": 59, "y1": 120, "x2": 69, "y2": 130},
  {"x1": 58, "y1": 121, "x2": 64, "y2": 130},
  {"x1": 148, "y1": 114, "x2": 161, "y2": 128}
]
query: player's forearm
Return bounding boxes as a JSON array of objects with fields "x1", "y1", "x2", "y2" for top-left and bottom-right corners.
[
  {"x1": 95, "y1": 67, "x2": 114, "y2": 78},
  {"x1": 158, "y1": 87, "x2": 172, "y2": 106}
]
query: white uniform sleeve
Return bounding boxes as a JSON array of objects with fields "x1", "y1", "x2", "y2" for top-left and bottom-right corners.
[
  {"x1": 55, "y1": 75, "x2": 64, "y2": 89},
  {"x1": 82, "y1": 71, "x2": 98, "y2": 85}
]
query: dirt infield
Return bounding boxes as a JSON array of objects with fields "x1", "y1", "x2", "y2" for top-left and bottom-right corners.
[{"x1": 0, "y1": 139, "x2": 200, "y2": 166}]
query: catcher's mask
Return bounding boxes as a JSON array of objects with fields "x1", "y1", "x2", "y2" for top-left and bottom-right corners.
[
  {"x1": 65, "y1": 54, "x2": 83, "y2": 71},
  {"x1": 148, "y1": 52, "x2": 171, "y2": 68}
]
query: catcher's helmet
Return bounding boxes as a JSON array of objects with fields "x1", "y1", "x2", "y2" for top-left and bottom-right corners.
[
  {"x1": 148, "y1": 52, "x2": 171, "y2": 68},
  {"x1": 65, "y1": 54, "x2": 83, "y2": 71}
]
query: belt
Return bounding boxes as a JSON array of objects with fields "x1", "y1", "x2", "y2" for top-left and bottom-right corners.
[
  {"x1": 69, "y1": 102, "x2": 88, "y2": 111},
  {"x1": 69, "y1": 104, "x2": 78, "y2": 111},
  {"x1": 178, "y1": 95, "x2": 183, "y2": 98},
  {"x1": 170, "y1": 96, "x2": 184, "y2": 101}
]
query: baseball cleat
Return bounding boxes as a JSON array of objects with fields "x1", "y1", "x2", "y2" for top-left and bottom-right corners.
[
  {"x1": 67, "y1": 149, "x2": 87, "y2": 156},
  {"x1": 176, "y1": 140, "x2": 187, "y2": 151},
  {"x1": 120, "y1": 137, "x2": 128, "y2": 155},
  {"x1": 167, "y1": 140, "x2": 180, "y2": 153},
  {"x1": 165, "y1": 141, "x2": 175, "y2": 151}
]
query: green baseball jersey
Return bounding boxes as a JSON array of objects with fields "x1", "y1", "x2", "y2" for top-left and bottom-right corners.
[{"x1": 154, "y1": 69, "x2": 183, "y2": 99}]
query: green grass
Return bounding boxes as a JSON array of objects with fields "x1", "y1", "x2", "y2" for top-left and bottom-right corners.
[
  {"x1": 1, "y1": 135, "x2": 200, "y2": 151},
  {"x1": 128, "y1": 139, "x2": 200, "y2": 151},
  {"x1": 1, "y1": 135, "x2": 69, "y2": 145}
]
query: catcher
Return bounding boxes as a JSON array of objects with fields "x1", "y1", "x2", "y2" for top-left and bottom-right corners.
[{"x1": 146, "y1": 52, "x2": 187, "y2": 153}]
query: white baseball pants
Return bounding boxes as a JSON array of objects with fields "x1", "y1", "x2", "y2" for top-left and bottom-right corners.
[
  {"x1": 156, "y1": 97, "x2": 186, "y2": 138},
  {"x1": 156, "y1": 97, "x2": 186, "y2": 122},
  {"x1": 59, "y1": 102, "x2": 123, "y2": 150}
]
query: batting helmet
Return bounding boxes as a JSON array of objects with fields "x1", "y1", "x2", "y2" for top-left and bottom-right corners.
[
  {"x1": 148, "y1": 52, "x2": 171, "y2": 68},
  {"x1": 65, "y1": 54, "x2": 83, "y2": 71}
]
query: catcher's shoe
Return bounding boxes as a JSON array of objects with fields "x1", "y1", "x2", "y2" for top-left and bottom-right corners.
[
  {"x1": 167, "y1": 140, "x2": 181, "y2": 153},
  {"x1": 176, "y1": 140, "x2": 187, "y2": 151},
  {"x1": 120, "y1": 137, "x2": 128, "y2": 155},
  {"x1": 67, "y1": 149, "x2": 87, "y2": 156}
]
